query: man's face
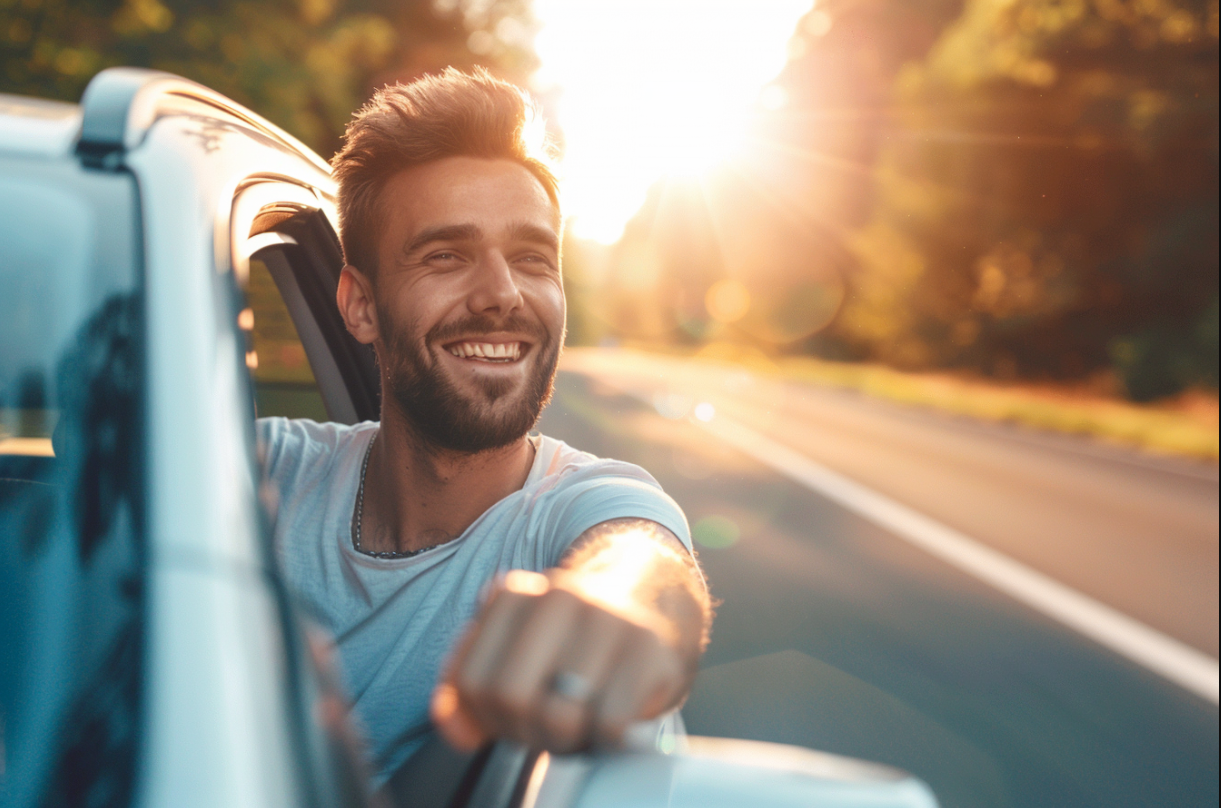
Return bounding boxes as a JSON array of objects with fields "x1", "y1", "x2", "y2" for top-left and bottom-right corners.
[{"x1": 370, "y1": 156, "x2": 564, "y2": 453}]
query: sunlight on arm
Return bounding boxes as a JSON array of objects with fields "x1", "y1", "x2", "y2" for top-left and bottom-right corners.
[
  {"x1": 563, "y1": 528, "x2": 661, "y2": 612},
  {"x1": 559, "y1": 520, "x2": 711, "y2": 651}
]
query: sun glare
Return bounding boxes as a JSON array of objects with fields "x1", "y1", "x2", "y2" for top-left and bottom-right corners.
[{"x1": 532, "y1": 0, "x2": 814, "y2": 243}]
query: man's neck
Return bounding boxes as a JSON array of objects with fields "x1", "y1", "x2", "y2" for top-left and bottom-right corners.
[{"x1": 357, "y1": 407, "x2": 536, "y2": 555}]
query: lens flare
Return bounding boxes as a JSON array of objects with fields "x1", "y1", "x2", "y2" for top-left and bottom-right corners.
[{"x1": 533, "y1": 0, "x2": 814, "y2": 243}]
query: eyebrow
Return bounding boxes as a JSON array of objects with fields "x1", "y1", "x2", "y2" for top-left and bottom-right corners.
[
  {"x1": 508, "y1": 223, "x2": 561, "y2": 252},
  {"x1": 402, "y1": 224, "x2": 481, "y2": 256},
  {"x1": 401, "y1": 221, "x2": 560, "y2": 258}
]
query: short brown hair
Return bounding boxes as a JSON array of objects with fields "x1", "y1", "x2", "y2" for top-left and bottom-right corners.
[{"x1": 331, "y1": 67, "x2": 560, "y2": 275}]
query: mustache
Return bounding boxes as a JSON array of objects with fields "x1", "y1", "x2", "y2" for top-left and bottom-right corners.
[{"x1": 426, "y1": 314, "x2": 550, "y2": 346}]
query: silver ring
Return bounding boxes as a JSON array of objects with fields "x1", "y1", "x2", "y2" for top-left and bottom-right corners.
[{"x1": 551, "y1": 671, "x2": 594, "y2": 702}]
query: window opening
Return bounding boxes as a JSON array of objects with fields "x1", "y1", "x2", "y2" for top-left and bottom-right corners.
[{"x1": 246, "y1": 254, "x2": 328, "y2": 421}]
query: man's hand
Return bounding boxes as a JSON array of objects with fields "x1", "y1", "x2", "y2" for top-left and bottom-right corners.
[{"x1": 430, "y1": 520, "x2": 710, "y2": 753}]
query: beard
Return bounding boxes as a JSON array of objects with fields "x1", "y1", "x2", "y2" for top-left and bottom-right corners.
[{"x1": 379, "y1": 309, "x2": 560, "y2": 454}]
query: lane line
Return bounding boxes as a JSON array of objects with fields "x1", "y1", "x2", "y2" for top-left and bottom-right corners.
[{"x1": 694, "y1": 410, "x2": 1221, "y2": 705}]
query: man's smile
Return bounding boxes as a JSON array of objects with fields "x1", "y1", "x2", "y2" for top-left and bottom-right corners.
[{"x1": 443, "y1": 339, "x2": 528, "y2": 364}]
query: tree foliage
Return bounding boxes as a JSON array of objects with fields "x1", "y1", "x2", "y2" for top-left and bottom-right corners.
[
  {"x1": 0, "y1": 0, "x2": 538, "y2": 158},
  {"x1": 597, "y1": 0, "x2": 1217, "y2": 400},
  {"x1": 835, "y1": 0, "x2": 1220, "y2": 399}
]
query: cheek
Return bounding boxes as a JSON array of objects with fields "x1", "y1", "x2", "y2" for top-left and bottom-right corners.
[
  {"x1": 526, "y1": 277, "x2": 565, "y2": 331},
  {"x1": 386, "y1": 277, "x2": 463, "y2": 333}
]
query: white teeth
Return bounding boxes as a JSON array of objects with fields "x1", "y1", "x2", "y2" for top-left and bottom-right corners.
[{"x1": 448, "y1": 341, "x2": 522, "y2": 361}]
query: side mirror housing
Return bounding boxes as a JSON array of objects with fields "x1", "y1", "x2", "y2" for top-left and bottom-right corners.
[{"x1": 532, "y1": 737, "x2": 938, "y2": 808}]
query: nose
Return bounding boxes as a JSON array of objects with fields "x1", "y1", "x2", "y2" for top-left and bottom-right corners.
[{"x1": 467, "y1": 250, "x2": 524, "y2": 316}]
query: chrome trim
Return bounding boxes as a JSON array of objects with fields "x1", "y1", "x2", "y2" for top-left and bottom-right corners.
[
  {"x1": 229, "y1": 179, "x2": 320, "y2": 283},
  {"x1": 240, "y1": 232, "x2": 299, "y2": 280}
]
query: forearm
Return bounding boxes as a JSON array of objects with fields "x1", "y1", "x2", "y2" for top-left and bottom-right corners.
[{"x1": 557, "y1": 518, "x2": 712, "y2": 665}]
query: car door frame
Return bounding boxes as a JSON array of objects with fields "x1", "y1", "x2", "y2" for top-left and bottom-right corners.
[{"x1": 230, "y1": 176, "x2": 380, "y2": 424}]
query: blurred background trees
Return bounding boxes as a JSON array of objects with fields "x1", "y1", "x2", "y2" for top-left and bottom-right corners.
[
  {"x1": 0, "y1": 0, "x2": 538, "y2": 159},
  {"x1": 596, "y1": 0, "x2": 1217, "y2": 401},
  {"x1": 845, "y1": 0, "x2": 1220, "y2": 401},
  {"x1": 2, "y1": 0, "x2": 1216, "y2": 402}
]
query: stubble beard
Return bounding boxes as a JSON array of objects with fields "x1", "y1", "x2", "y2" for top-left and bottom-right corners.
[{"x1": 380, "y1": 310, "x2": 559, "y2": 454}]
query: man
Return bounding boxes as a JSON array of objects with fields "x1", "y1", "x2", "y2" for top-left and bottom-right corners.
[{"x1": 257, "y1": 67, "x2": 712, "y2": 783}]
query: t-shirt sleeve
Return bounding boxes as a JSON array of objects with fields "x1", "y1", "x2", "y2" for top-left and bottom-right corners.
[
  {"x1": 533, "y1": 464, "x2": 692, "y2": 569},
  {"x1": 256, "y1": 416, "x2": 288, "y2": 475},
  {"x1": 257, "y1": 417, "x2": 350, "y2": 482},
  {"x1": 255, "y1": 417, "x2": 350, "y2": 530}
]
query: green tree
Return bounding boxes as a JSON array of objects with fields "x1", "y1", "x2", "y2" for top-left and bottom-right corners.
[
  {"x1": 0, "y1": 0, "x2": 539, "y2": 158},
  {"x1": 833, "y1": 0, "x2": 1219, "y2": 397}
]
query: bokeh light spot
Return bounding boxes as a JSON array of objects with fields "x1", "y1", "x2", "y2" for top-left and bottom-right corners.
[
  {"x1": 706, "y1": 279, "x2": 752, "y2": 324},
  {"x1": 693, "y1": 515, "x2": 741, "y2": 549},
  {"x1": 654, "y1": 392, "x2": 693, "y2": 419}
]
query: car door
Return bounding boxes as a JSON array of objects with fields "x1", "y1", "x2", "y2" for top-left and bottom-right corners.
[{"x1": 230, "y1": 178, "x2": 379, "y2": 425}]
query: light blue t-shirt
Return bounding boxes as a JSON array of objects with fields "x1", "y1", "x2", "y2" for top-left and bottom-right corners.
[{"x1": 256, "y1": 417, "x2": 692, "y2": 781}]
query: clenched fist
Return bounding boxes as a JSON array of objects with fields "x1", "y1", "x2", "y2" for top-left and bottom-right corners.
[{"x1": 431, "y1": 522, "x2": 709, "y2": 753}]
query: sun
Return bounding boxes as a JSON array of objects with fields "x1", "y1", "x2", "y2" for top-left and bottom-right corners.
[{"x1": 532, "y1": 0, "x2": 814, "y2": 244}]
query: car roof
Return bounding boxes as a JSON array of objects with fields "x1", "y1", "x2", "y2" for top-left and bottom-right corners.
[
  {"x1": 75, "y1": 67, "x2": 331, "y2": 174},
  {"x1": 0, "y1": 94, "x2": 82, "y2": 159},
  {"x1": 0, "y1": 69, "x2": 331, "y2": 178}
]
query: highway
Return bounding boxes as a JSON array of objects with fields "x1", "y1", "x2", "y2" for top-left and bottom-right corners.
[{"x1": 536, "y1": 348, "x2": 1219, "y2": 808}]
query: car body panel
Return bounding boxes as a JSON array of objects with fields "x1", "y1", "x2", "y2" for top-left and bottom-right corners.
[
  {"x1": 69, "y1": 74, "x2": 349, "y2": 807},
  {"x1": 137, "y1": 564, "x2": 301, "y2": 808},
  {"x1": 556, "y1": 752, "x2": 937, "y2": 808},
  {"x1": 0, "y1": 95, "x2": 81, "y2": 158},
  {"x1": 125, "y1": 112, "x2": 319, "y2": 571}
]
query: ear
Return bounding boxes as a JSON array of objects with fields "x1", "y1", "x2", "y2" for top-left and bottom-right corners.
[{"x1": 337, "y1": 265, "x2": 379, "y2": 345}]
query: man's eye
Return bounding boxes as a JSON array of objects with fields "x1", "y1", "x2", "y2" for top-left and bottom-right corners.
[{"x1": 516, "y1": 254, "x2": 557, "y2": 271}]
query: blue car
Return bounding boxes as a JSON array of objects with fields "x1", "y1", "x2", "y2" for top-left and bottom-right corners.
[{"x1": 0, "y1": 68, "x2": 938, "y2": 807}]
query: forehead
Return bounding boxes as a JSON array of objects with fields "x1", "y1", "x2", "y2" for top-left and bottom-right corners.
[{"x1": 378, "y1": 156, "x2": 559, "y2": 242}]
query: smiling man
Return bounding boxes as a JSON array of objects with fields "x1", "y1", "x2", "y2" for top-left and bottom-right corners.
[{"x1": 256, "y1": 68, "x2": 711, "y2": 783}]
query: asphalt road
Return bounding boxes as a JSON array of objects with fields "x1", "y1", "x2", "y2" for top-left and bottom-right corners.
[{"x1": 535, "y1": 349, "x2": 1219, "y2": 808}]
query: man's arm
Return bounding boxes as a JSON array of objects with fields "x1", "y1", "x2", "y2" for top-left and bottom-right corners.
[{"x1": 431, "y1": 518, "x2": 712, "y2": 753}]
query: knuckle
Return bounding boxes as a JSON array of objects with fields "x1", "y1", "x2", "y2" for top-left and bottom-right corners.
[
  {"x1": 594, "y1": 713, "x2": 628, "y2": 745},
  {"x1": 543, "y1": 586, "x2": 581, "y2": 612},
  {"x1": 487, "y1": 587, "x2": 529, "y2": 614},
  {"x1": 502, "y1": 569, "x2": 549, "y2": 597},
  {"x1": 489, "y1": 682, "x2": 533, "y2": 719},
  {"x1": 455, "y1": 669, "x2": 486, "y2": 703},
  {"x1": 541, "y1": 699, "x2": 585, "y2": 746}
]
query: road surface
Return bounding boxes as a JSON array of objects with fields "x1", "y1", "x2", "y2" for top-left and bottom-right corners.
[{"x1": 536, "y1": 348, "x2": 1219, "y2": 808}]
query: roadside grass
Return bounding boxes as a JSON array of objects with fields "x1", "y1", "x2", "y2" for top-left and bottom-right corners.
[{"x1": 617, "y1": 342, "x2": 1220, "y2": 462}]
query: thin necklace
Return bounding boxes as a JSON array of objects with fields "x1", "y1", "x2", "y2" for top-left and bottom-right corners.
[{"x1": 352, "y1": 432, "x2": 440, "y2": 559}]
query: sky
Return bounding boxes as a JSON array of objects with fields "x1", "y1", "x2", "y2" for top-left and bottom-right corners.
[{"x1": 530, "y1": 0, "x2": 814, "y2": 243}]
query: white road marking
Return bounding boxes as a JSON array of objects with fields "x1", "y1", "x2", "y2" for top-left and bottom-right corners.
[{"x1": 695, "y1": 411, "x2": 1221, "y2": 705}]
